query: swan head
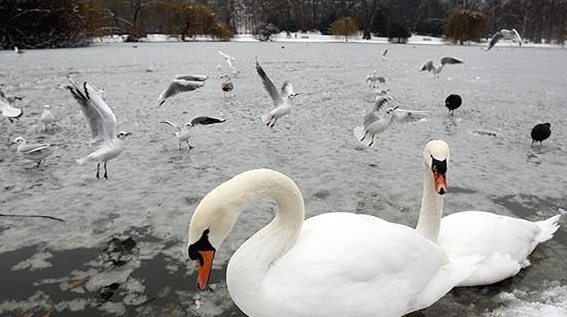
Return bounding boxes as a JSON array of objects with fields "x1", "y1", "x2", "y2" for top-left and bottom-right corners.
[
  {"x1": 187, "y1": 180, "x2": 242, "y2": 291},
  {"x1": 423, "y1": 140, "x2": 449, "y2": 195}
]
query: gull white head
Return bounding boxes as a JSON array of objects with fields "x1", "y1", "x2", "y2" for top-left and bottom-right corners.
[
  {"x1": 423, "y1": 140, "x2": 449, "y2": 195},
  {"x1": 43, "y1": 105, "x2": 50, "y2": 109},
  {"x1": 10, "y1": 136, "x2": 26, "y2": 145},
  {"x1": 117, "y1": 131, "x2": 132, "y2": 140}
]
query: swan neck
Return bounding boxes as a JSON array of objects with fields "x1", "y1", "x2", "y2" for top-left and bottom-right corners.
[{"x1": 416, "y1": 164, "x2": 444, "y2": 242}]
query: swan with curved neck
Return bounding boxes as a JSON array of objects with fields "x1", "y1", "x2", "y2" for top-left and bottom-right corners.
[
  {"x1": 415, "y1": 141, "x2": 561, "y2": 286},
  {"x1": 188, "y1": 168, "x2": 480, "y2": 317}
]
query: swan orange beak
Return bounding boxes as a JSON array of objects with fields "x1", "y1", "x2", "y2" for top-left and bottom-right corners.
[
  {"x1": 433, "y1": 171, "x2": 448, "y2": 195},
  {"x1": 196, "y1": 250, "x2": 215, "y2": 291}
]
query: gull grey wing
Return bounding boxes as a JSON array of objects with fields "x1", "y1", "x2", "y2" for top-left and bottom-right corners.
[
  {"x1": 255, "y1": 60, "x2": 283, "y2": 106},
  {"x1": 20, "y1": 144, "x2": 53, "y2": 154},
  {"x1": 512, "y1": 29, "x2": 523, "y2": 46},
  {"x1": 363, "y1": 111, "x2": 380, "y2": 129},
  {"x1": 160, "y1": 120, "x2": 180, "y2": 130},
  {"x1": 440, "y1": 57, "x2": 463, "y2": 65},
  {"x1": 382, "y1": 49, "x2": 388, "y2": 57},
  {"x1": 281, "y1": 81, "x2": 294, "y2": 98},
  {"x1": 158, "y1": 80, "x2": 205, "y2": 107},
  {"x1": 1, "y1": 97, "x2": 23, "y2": 118},
  {"x1": 377, "y1": 76, "x2": 386, "y2": 84},
  {"x1": 486, "y1": 32, "x2": 504, "y2": 51},
  {"x1": 374, "y1": 95, "x2": 394, "y2": 112},
  {"x1": 366, "y1": 75, "x2": 372, "y2": 83},
  {"x1": 420, "y1": 60, "x2": 434, "y2": 72},
  {"x1": 190, "y1": 116, "x2": 226, "y2": 126},
  {"x1": 67, "y1": 79, "x2": 117, "y2": 147},
  {"x1": 174, "y1": 74, "x2": 208, "y2": 81},
  {"x1": 391, "y1": 109, "x2": 428, "y2": 125},
  {"x1": 218, "y1": 51, "x2": 235, "y2": 69}
]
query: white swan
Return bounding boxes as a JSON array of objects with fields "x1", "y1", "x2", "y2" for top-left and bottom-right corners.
[
  {"x1": 187, "y1": 169, "x2": 481, "y2": 317},
  {"x1": 416, "y1": 140, "x2": 561, "y2": 287}
]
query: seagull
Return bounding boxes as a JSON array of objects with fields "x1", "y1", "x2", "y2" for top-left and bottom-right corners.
[
  {"x1": 486, "y1": 29, "x2": 523, "y2": 51},
  {"x1": 256, "y1": 60, "x2": 298, "y2": 129},
  {"x1": 445, "y1": 94, "x2": 462, "y2": 115},
  {"x1": 40, "y1": 105, "x2": 56, "y2": 131},
  {"x1": 14, "y1": 46, "x2": 25, "y2": 54},
  {"x1": 420, "y1": 57, "x2": 464, "y2": 78},
  {"x1": 366, "y1": 70, "x2": 386, "y2": 88},
  {"x1": 218, "y1": 51, "x2": 237, "y2": 75},
  {"x1": 353, "y1": 96, "x2": 428, "y2": 147},
  {"x1": 531, "y1": 123, "x2": 551, "y2": 146},
  {"x1": 157, "y1": 74, "x2": 208, "y2": 107},
  {"x1": 66, "y1": 79, "x2": 131, "y2": 179},
  {"x1": 161, "y1": 116, "x2": 226, "y2": 150},
  {"x1": 381, "y1": 49, "x2": 388, "y2": 61},
  {"x1": 9, "y1": 137, "x2": 56, "y2": 168},
  {"x1": 0, "y1": 90, "x2": 23, "y2": 123},
  {"x1": 221, "y1": 75, "x2": 234, "y2": 96}
]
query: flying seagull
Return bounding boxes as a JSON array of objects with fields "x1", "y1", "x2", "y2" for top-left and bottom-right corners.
[
  {"x1": 366, "y1": 70, "x2": 386, "y2": 88},
  {"x1": 0, "y1": 90, "x2": 23, "y2": 122},
  {"x1": 420, "y1": 57, "x2": 464, "y2": 78},
  {"x1": 256, "y1": 59, "x2": 298, "y2": 129},
  {"x1": 382, "y1": 49, "x2": 388, "y2": 61},
  {"x1": 353, "y1": 96, "x2": 428, "y2": 147},
  {"x1": 486, "y1": 29, "x2": 523, "y2": 51},
  {"x1": 67, "y1": 79, "x2": 131, "y2": 179},
  {"x1": 40, "y1": 105, "x2": 56, "y2": 131},
  {"x1": 161, "y1": 116, "x2": 225, "y2": 150},
  {"x1": 157, "y1": 74, "x2": 208, "y2": 107},
  {"x1": 10, "y1": 137, "x2": 56, "y2": 168},
  {"x1": 531, "y1": 123, "x2": 551, "y2": 146},
  {"x1": 218, "y1": 51, "x2": 238, "y2": 76}
]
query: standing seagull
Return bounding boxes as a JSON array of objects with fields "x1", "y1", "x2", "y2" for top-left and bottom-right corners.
[
  {"x1": 0, "y1": 91, "x2": 23, "y2": 123},
  {"x1": 531, "y1": 123, "x2": 551, "y2": 146},
  {"x1": 381, "y1": 49, "x2": 388, "y2": 61},
  {"x1": 486, "y1": 29, "x2": 523, "y2": 51},
  {"x1": 10, "y1": 137, "x2": 56, "y2": 168},
  {"x1": 420, "y1": 57, "x2": 464, "y2": 78},
  {"x1": 445, "y1": 94, "x2": 462, "y2": 115},
  {"x1": 161, "y1": 116, "x2": 226, "y2": 150},
  {"x1": 157, "y1": 74, "x2": 207, "y2": 107},
  {"x1": 256, "y1": 60, "x2": 298, "y2": 128},
  {"x1": 221, "y1": 75, "x2": 234, "y2": 96},
  {"x1": 40, "y1": 105, "x2": 56, "y2": 131},
  {"x1": 354, "y1": 96, "x2": 428, "y2": 147},
  {"x1": 67, "y1": 79, "x2": 131, "y2": 179}
]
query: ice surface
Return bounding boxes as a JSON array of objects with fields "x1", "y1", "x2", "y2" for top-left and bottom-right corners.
[{"x1": 1, "y1": 42, "x2": 566, "y2": 316}]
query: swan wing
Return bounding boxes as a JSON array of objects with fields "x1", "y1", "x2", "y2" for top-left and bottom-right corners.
[
  {"x1": 256, "y1": 60, "x2": 283, "y2": 106},
  {"x1": 512, "y1": 29, "x2": 523, "y2": 46},
  {"x1": 67, "y1": 79, "x2": 117, "y2": 147},
  {"x1": 438, "y1": 211, "x2": 561, "y2": 286},
  {"x1": 257, "y1": 212, "x2": 471, "y2": 316}
]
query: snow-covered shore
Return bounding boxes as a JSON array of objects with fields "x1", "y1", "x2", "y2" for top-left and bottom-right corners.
[{"x1": 91, "y1": 31, "x2": 564, "y2": 49}]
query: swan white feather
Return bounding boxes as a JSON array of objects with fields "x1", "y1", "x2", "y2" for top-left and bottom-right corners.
[{"x1": 187, "y1": 169, "x2": 482, "y2": 317}]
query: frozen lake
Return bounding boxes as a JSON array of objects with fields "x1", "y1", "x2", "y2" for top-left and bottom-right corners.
[{"x1": 1, "y1": 42, "x2": 566, "y2": 316}]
